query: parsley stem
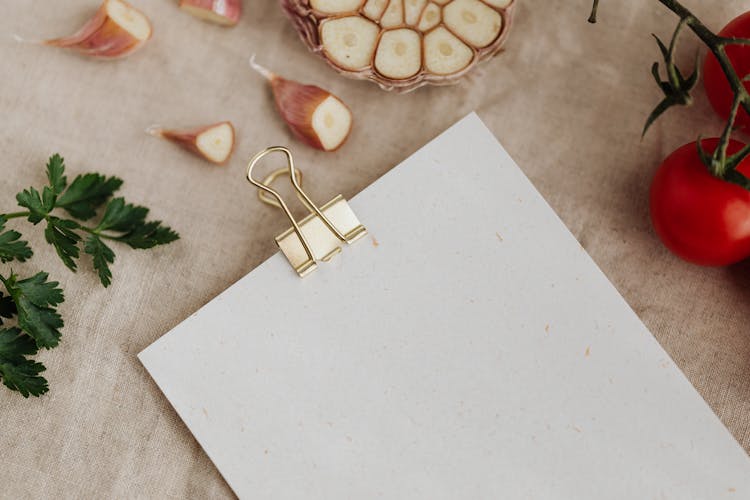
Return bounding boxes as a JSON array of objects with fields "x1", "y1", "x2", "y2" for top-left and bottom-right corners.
[
  {"x1": 78, "y1": 225, "x2": 119, "y2": 241},
  {"x1": 2, "y1": 210, "x2": 121, "y2": 240},
  {"x1": 1, "y1": 211, "x2": 30, "y2": 220}
]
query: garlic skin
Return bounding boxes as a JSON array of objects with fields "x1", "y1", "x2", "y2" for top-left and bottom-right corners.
[
  {"x1": 179, "y1": 0, "x2": 242, "y2": 26},
  {"x1": 251, "y1": 58, "x2": 353, "y2": 152},
  {"x1": 44, "y1": 0, "x2": 152, "y2": 59},
  {"x1": 148, "y1": 122, "x2": 236, "y2": 164},
  {"x1": 281, "y1": 0, "x2": 514, "y2": 92}
]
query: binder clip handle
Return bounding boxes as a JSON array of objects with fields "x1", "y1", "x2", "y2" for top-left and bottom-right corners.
[{"x1": 246, "y1": 147, "x2": 366, "y2": 277}]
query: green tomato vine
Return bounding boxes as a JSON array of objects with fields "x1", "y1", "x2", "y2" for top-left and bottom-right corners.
[{"x1": 589, "y1": 0, "x2": 750, "y2": 187}]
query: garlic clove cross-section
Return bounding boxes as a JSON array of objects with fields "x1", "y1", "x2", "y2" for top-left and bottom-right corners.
[{"x1": 281, "y1": 0, "x2": 514, "y2": 92}]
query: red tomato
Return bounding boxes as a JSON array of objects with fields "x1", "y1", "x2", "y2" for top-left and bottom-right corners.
[
  {"x1": 650, "y1": 139, "x2": 750, "y2": 266},
  {"x1": 703, "y1": 11, "x2": 750, "y2": 130}
]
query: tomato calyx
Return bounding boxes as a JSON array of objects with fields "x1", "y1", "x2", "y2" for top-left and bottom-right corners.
[
  {"x1": 695, "y1": 89, "x2": 750, "y2": 188},
  {"x1": 696, "y1": 131, "x2": 750, "y2": 190}
]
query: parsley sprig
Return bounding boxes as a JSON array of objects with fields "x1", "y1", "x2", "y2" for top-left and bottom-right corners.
[{"x1": 0, "y1": 154, "x2": 179, "y2": 397}]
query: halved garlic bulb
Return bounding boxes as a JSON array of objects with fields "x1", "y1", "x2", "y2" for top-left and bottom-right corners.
[{"x1": 281, "y1": 0, "x2": 514, "y2": 92}]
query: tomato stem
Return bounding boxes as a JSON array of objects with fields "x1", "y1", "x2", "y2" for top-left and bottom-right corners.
[
  {"x1": 588, "y1": 0, "x2": 600, "y2": 24},
  {"x1": 590, "y1": 0, "x2": 750, "y2": 187}
]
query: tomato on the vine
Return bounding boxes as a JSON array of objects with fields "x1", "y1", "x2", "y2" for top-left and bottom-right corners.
[
  {"x1": 703, "y1": 11, "x2": 750, "y2": 130},
  {"x1": 650, "y1": 138, "x2": 750, "y2": 266}
]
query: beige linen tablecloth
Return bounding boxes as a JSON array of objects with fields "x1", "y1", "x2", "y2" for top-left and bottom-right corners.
[{"x1": 1, "y1": 0, "x2": 749, "y2": 497}]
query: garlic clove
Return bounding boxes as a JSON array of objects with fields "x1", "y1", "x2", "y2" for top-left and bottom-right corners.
[
  {"x1": 442, "y1": 0, "x2": 503, "y2": 48},
  {"x1": 374, "y1": 29, "x2": 422, "y2": 80},
  {"x1": 179, "y1": 0, "x2": 242, "y2": 26},
  {"x1": 320, "y1": 17, "x2": 380, "y2": 71},
  {"x1": 250, "y1": 57, "x2": 353, "y2": 152},
  {"x1": 424, "y1": 27, "x2": 474, "y2": 75},
  {"x1": 149, "y1": 122, "x2": 236, "y2": 164},
  {"x1": 44, "y1": 0, "x2": 151, "y2": 59},
  {"x1": 362, "y1": 0, "x2": 389, "y2": 21},
  {"x1": 404, "y1": 0, "x2": 428, "y2": 26},
  {"x1": 417, "y1": 3, "x2": 441, "y2": 32},
  {"x1": 380, "y1": 0, "x2": 404, "y2": 28}
]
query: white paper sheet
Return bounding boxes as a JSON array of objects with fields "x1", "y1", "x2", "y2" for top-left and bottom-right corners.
[{"x1": 140, "y1": 113, "x2": 750, "y2": 499}]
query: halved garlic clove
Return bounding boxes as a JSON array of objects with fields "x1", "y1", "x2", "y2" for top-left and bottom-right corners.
[
  {"x1": 424, "y1": 27, "x2": 474, "y2": 75},
  {"x1": 320, "y1": 17, "x2": 380, "y2": 72},
  {"x1": 148, "y1": 122, "x2": 236, "y2": 164},
  {"x1": 250, "y1": 57, "x2": 353, "y2": 152},
  {"x1": 417, "y1": 3, "x2": 441, "y2": 32},
  {"x1": 280, "y1": 0, "x2": 514, "y2": 92},
  {"x1": 404, "y1": 0, "x2": 428, "y2": 26},
  {"x1": 44, "y1": 0, "x2": 152, "y2": 59},
  {"x1": 442, "y1": 0, "x2": 502, "y2": 48},
  {"x1": 179, "y1": 0, "x2": 242, "y2": 26},
  {"x1": 363, "y1": 0, "x2": 389, "y2": 21},
  {"x1": 374, "y1": 29, "x2": 422, "y2": 80},
  {"x1": 380, "y1": 0, "x2": 404, "y2": 28}
]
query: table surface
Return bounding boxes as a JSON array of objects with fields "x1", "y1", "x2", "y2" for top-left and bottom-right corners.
[{"x1": 1, "y1": 0, "x2": 749, "y2": 498}]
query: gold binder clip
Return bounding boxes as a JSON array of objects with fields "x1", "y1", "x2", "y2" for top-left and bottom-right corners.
[{"x1": 247, "y1": 146, "x2": 367, "y2": 277}]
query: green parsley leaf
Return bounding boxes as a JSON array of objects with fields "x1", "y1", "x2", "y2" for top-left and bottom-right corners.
[
  {"x1": 11, "y1": 156, "x2": 178, "y2": 287},
  {"x1": 0, "y1": 292, "x2": 16, "y2": 324},
  {"x1": 16, "y1": 186, "x2": 52, "y2": 224},
  {"x1": 56, "y1": 173, "x2": 123, "y2": 220},
  {"x1": 2, "y1": 272, "x2": 64, "y2": 349},
  {"x1": 98, "y1": 197, "x2": 179, "y2": 249},
  {"x1": 44, "y1": 217, "x2": 82, "y2": 271},
  {"x1": 0, "y1": 154, "x2": 179, "y2": 397},
  {"x1": 46, "y1": 153, "x2": 67, "y2": 196},
  {"x1": 0, "y1": 328, "x2": 48, "y2": 397},
  {"x1": 84, "y1": 235, "x2": 115, "y2": 287},
  {"x1": 117, "y1": 221, "x2": 180, "y2": 249},
  {"x1": 0, "y1": 216, "x2": 32, "y2": 263},
  {"x1": 96, "y1": 197, "x2": 149, "y2": 233}
]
